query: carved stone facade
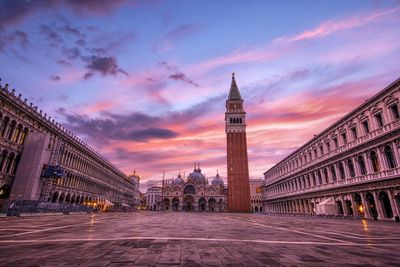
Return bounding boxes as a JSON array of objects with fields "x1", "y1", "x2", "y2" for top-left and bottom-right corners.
[
  {"x1": 161, "y1": 165, "x2": 227, "y2": 212},
  {"x1": 225, "y1": 73, "x2": 251, "y2": 212},
  {"x1": 250, "y1": 178, "x2": 264, "y2": 213},
  {"x1": 263, "y1": 77, "x2": 400, "y2": 221},
  {"x1": 0, "y1": 81, "x2": 139, "y2": 213}
]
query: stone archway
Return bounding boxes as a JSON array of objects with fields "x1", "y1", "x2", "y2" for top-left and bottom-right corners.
[
  {"x1": 162, "y1": 198, "x2": 170, "y2": 211},
  {"x1": 379, "y1": 191, "x2": 393, "y2": 218},
  {"x1": 172, "y1": 198, "x2": 179, "y2": 211},
  {"x1": 183, "y1": 195, "x2": 194, "y2": 212},
  {"x1": 208, "y1": 198, "x2": 216, "y2": 212},
  {"x1": 199, "y1": 198, "x2": 206, "y2": 212},
  {"x1": 366, "y1": 192, "x2": 378, "y2": 218}
]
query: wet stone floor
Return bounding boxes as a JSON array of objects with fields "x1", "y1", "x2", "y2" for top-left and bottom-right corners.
[{"x1": 0, "y1": 212, "x2": 399, "y2": 266}]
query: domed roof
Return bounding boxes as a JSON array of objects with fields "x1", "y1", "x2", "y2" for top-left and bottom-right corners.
[
  {"x1": 174, "y1": 173, "x2": 185, "y2": 185},
  {"x1": 188, "y1": 168, "x2": 206, "y2": 184},
  {"x1": 211, "y1": 173, "x2": 224, "y2": 186}
]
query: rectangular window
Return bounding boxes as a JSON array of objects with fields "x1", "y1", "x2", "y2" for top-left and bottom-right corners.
[
  {"x1": 375, "y1": 113, "x2": 384, "y2": 127},
  {"x1": 341, "y1": 133, "x2": 347, "y2": 144},
  {"x1": 319, "y1": 146, "x2": 323, "y2": 155},
  {"x1": 308, "y1": 152, "x2": 312, "y2": 161},
  {"x1": 390, "y1": 104, "x2": 400, "y2": 120},
  {"x1": 362, "y1": 120, "x2": 369, "y2": 134},
  {"x1": 313, "y1": 149, "x2": 317, "y2": 158},
  {"x1": 350, "y1": 127, "x2": 357, "y2": 140},
  {"x1": 326, "y1": 142, "x2": 330, "y2": 152}
]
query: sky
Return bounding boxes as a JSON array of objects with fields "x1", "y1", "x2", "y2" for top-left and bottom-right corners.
[{"x1": 1, "y1": 0, "x2": 400, "y2": 191}]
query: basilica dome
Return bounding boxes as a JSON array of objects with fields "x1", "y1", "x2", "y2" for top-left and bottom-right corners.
[
  {"x1": 188, "y1": 168, "x2": 206, "y2": 184},
  {"x1": 174, "y1": 173, "x2": 185, "y2": 185},
  {"x1": 211, "y1": 173, "x2": 224, "y2": 186}
]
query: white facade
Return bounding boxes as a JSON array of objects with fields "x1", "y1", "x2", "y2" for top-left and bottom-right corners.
[
  {"x1": 145, "y1": 186, "x2": 162, "y2": 211},
  {"x1": 263, "y1": 77, "x2": 400, "y2": 221}
]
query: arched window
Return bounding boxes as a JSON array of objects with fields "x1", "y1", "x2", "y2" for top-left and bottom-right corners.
[
  {"x1": 339, "y1": 162, "x2": 345, "y2": 179},
  {"x1": 331, "y1": 166, "x2": 337, "y2": 181},
  {"x1": 7, "y1": 120, "x2": 16, "y2": 140},
  {"x1": 19, "y1": 128, "x2": 28, "y2": 145},
  {"x1": 5, "y1": 153, "x2": 15, "y2": 173},
  {"x1": 12, "y1": 124, "x2": 22, "y2": 143},
  {"x1": 370, "y1": 151, "x2": 380, "y2": 172},
  {"x1": 183, "y1": 184, "x2": 196, "y2": 195},
  {"x1": 358, "y1": 155, "x2": 367, "y2": 175},
  {"x1": 239, "y1": 118, "x2": 242, "y2": 124},
  {"x1": 230, "y1": 118, "x2": 233, "y2": 124},
  {"x1": 384, "y1": 145, "x2": 397, "y2": 169},
  {"x1": 0, "y1": 150, "x2": 8, "y2": 172},
  {"x1": 0, "y1": 117, "x2": 9, "y2": 137},
  {"x1": 348, "y1": 159, "x2": 355, "y2": 177}
]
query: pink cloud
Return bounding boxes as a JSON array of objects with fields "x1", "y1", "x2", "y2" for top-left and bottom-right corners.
[{"x1": 276, "y1": 7, "x2": 399, "y2": 44}]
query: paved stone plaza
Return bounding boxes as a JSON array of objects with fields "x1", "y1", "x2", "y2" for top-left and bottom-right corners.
[{"x1": 0, "y1": 212, "x2": 399, "y2": 266}]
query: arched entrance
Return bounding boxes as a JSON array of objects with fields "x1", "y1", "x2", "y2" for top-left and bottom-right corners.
[
  {"x1": 255, "y1": 206, "x2": 259, "y2": 212},
  {"x1": 208, "y1": 198, "x2": 216, "y2": 212},
  {"x1": 51, "y1": 191, "x2": 59, "y2": 203},
  {"x1": 378, "y1": 191, "x2": 393, "y2": 218},
  {"x1": 183, "y1": 195, "x2": 194, "y2": 212},
  {"x1": 59, "y1": 193, "x2": 65, "y2": 203},
  {"x1": 172, "y1": 198, "x2": 179, "y2": 211},
  {"x1": 199, "y1": 198, "x2": 206, "y2": 212},
  {"x1": 365, "y1": 192, "x2": 378, "y2": 218},
  {"x1": 162, "y1": 198, "x2": 170, "y2": 211}
]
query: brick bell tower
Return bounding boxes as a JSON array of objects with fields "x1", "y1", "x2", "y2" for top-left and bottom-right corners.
[{"x1": 225, "y1": 73, "x2": 251, "y2": 212}]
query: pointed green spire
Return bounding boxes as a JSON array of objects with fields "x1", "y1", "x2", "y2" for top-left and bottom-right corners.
[{"x1": 228, "y1": 72, "x2": 242, "y2": 100}]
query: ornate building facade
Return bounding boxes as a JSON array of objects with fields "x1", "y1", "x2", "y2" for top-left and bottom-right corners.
[
  {"x1": 262, "y1": 77, "x2": 400, "y2": 221},
  {"x1": 0, "y1": 81, "x2": 139, "y2": 214},
  {"x1": 225, "y1": 73, "x2": 251, "y2": 212},
  {"x1": 250, "y1": 178, "x2": 264, "y2": 212},
  {"x1": 161, "y1": 164, "x2": 227, "y2": 212}
]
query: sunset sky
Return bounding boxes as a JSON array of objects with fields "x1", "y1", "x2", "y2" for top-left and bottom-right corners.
[{"x1": 1, "y1": 0, "x2": 400, "y2": 190}]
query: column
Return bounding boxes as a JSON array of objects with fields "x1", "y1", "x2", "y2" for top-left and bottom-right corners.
[
  {"x1": 343, "y1": 160, "x2": 350, "y2": 179},
  {"x1": 364, "y1": 152, "x2": 373, "y2": 174},
  {"x1": 340, "y1": 195, "x2": 348, "y2": 216},
  {"x1": 377, "y1": 147, "x2": 386, "y2": 171},
  {"x1": 372, "y1": 191, "x2": 384, "y2": 219},
  {"x1": 353, "y1": 156, "x2": 361, "y2": 176}
]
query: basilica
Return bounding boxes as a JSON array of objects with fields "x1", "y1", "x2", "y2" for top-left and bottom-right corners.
[{"x1": 161, "y1": 164, "x2": 227, "y2": 212}]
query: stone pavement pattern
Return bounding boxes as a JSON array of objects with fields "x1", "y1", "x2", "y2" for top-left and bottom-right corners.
[{"x1": 0, "y1": 212, "x2": 399, "y2": 266}]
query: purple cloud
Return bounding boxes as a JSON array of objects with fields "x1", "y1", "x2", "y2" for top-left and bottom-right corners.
[
  {"x1": 0, "y1": 0, "x2": 133, "y2": 29},
  {"x1": 49, "y1": 74, "x2": 61, "y2": 82},
  {"x1": 59, "y1": 109, "x2": 178, "y2": 142},
  {"x1": 169, "y1": 72, "x2": 200, "y2": 87},
  {"x1": 83, "y1": 56, "x2": 128, "y2": 79}
]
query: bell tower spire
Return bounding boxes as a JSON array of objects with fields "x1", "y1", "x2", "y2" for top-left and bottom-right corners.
[{"x1": 225, "y1": 73, "x2": 251, "y2": 212}]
